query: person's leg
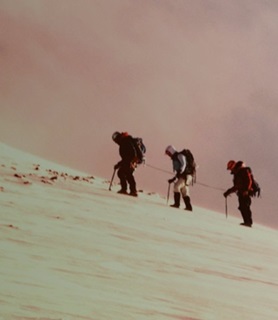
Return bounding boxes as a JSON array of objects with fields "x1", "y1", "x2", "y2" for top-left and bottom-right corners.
[
  {"x1": 238, "y1": 194, "x2": 252, "y2": 226},
  {"x1": 126, "y1": 167, "x2": 137, "y2": 196},
  {"x1": 117, "y1": 166, "x2": 128, "y2": 193},
  {"x1": 170, "y1": 192, "x2": 181, "y2": 208},
  {"x1": 181, "y1": 175, "x2": 193, "y2": 211},
  {"x1": 171, "y1": 177, "x2": 186, "y2": 208}
]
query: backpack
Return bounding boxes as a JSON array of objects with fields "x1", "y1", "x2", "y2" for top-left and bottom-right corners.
[
  {"x1": 249, "y1": 170, "x2": 261, "y2": 198},
  {"x1": 180, "y1": 149, "x2": 196, "y2": 175},
  {"x1": 132, "y1": 137, "x2": 146, "y2": 164}
]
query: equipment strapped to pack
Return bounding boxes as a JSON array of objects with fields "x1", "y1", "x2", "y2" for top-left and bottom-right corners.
[{"x1": 132, "y1": 137, "x2": 146, "y2": 164}]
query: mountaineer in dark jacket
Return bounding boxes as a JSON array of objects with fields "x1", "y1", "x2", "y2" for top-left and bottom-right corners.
[
  {"x1": 223, "y1": 160, "x2": 253, "y2": 227},
  {"x1": 112, "y1": 131, "x2": 138, "y2": 197}
]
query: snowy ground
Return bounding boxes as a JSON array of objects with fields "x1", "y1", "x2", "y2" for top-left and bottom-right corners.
[{"x1": 1, "y1": 143, "x2": 278, "y2": 320}]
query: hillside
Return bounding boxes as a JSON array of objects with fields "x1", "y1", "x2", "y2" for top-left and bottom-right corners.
[{"x1": 1, "y1": 143, "x2": 278, "y2": 320}]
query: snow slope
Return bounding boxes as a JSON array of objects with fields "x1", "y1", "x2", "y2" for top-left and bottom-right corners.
[{"x1": 1, "y1": 143, "x2": 278, "y2": 320}]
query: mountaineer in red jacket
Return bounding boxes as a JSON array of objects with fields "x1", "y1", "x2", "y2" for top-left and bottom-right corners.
[{"x1": 223, "y1": 160, "x2": 254, "y2": 227}]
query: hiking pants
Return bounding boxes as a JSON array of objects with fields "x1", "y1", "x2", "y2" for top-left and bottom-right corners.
[
  {"x1": 173, "y1": 174, "x2": 192, "y2": 197},
  {"x1": 117, "y1": 163, "x2": 136, "y2": 193},
  {"x1": 238, "y1": 193, "x2": 252, "y2": 225}
]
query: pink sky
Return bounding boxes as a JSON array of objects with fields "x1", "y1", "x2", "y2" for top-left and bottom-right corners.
[{"x1": 1, "y1": 0, "x2": 278, "y2": 228}]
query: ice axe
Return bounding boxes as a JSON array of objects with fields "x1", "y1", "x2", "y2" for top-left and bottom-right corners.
[
  {"x1": 166, "y1": 182, "x2": 171, "y2": 205},
  {"x1": 109, "y1": 168, "x2": 116, "y2": 191},
  {"x1": 225, "y1": 197, "x2": 228, "y2": 218}
]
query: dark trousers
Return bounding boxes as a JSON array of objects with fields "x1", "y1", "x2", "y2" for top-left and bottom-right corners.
[
  {"x1": 118, "y1": 163, "x2": 136, "y2": 193},
  {"x1": 238, "y1": 193, "x2": 252, "y2": 225}
]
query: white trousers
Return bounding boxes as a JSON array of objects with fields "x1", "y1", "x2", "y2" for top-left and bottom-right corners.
[{"x1": 173, "y1": 175, "x2": 193, "y2": 197}]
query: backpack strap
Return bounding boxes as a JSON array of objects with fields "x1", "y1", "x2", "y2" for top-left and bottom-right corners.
[{"x1": 245, "y1": 167, "x2": 253, "y2": 191}]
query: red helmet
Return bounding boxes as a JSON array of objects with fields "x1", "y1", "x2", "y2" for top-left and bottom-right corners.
[{"x1": 227, "y1": 160, "x2": 236, "y2": 170}]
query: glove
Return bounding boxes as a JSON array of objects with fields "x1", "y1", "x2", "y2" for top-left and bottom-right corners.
[
  {"x1": 223, "y1": 190, "x2": 230, "y2": 198},
  {"x1": 130, "y1": 161, "x2": 137, "y2": 170},
  {"x1": 168, "y1": 177, "x2": 176, "y2": 184},
  {"x1": 114, "y1": 162, "x2": 121, "y2": 170}
]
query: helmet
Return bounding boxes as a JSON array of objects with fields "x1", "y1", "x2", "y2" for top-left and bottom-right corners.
[
  {"x1": 165, "y1": 145, "x2": 176, "y2": 157},
  {"x1": 112, "y1": 131, "x2": 121, "y2": 142},
  {"x1": 227, "y1": 160, "x2": 236, "y2": 170}
]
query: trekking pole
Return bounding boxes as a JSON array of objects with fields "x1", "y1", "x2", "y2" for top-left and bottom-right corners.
[
  {"x1": 109, "y1": 169, "x2": 116, "y2": 191},
  {"x1": 166, "y1": 182, "x2": 171, "y2": 205},
  {"x1": 225, "y1": 197, "x2": 228, "y2": 218}
]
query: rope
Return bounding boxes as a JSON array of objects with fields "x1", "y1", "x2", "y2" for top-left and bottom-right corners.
[
  {"x1": 195, "y1": 182, "x2": 225, "y2": 192},
  {"x1": 145, "y1": 163, "x2": 225, "y2": 192},
  {"x1": 145, "y1": 163, "x2": 172, "y2": 174}
]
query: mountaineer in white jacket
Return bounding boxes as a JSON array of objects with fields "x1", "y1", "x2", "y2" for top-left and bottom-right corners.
[{"x1": 165, "y1": 145, "x2": 193, "y2": 211}]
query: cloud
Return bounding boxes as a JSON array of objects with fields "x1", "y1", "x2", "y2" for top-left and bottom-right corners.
[{"x1": 1, "y1": 0, "x2": 278, "y2": 226}]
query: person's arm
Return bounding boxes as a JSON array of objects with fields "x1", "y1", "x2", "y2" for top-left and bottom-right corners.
[{"x1": 177, "y1": 153, "x2": 186, "y2": 174}]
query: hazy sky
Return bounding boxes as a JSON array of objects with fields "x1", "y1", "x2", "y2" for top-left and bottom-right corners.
[{"x1": 1, "y1": 0, "x2": 278, "y2": 228}]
